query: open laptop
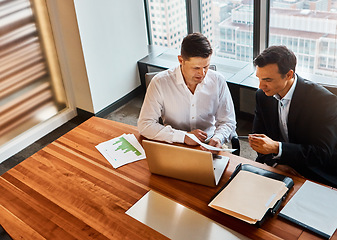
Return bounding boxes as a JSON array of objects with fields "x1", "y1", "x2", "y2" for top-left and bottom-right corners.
[{"x1": 142, "y1": 140, "x2": 229, "y2": 187}]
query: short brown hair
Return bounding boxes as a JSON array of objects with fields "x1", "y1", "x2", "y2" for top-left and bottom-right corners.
[
  {"x1": 180, "y1": 32, "x2": 212, "y2": 59},
  {"x1": 254, "y1": 45, "x2": 296, "y2": 76}
]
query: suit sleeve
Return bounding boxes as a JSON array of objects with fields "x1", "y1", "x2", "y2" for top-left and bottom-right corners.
[
  {"x1": 252, "y1": 90, "x2": 274, "y2": 164},
  {"x1": 252, "y1": 90, "x2": 267, "y2": 134},
  {"x1": 279, "y1": 93, "x2": 337, "y2": 172}
]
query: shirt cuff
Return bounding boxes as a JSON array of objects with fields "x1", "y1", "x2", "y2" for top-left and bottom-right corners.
[
  {"x1": 172, "y1": 130, "x2": 187, "y2": 143},
  {"x1": 272, "y1": 142, "x2": 282, "y2": 159}
]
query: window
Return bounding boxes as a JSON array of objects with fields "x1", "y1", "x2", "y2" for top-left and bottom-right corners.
[
  {"x1": 201, "y1": 0, "x2": 254, "y2": 63},
  {"x1": 1, "y1": 0, "x2": 68, "y2": 146},
  {"x1": 147, "y1": 0, "x2": 188, "y2": 49},
  {"x1": 320, "y1": 56, "x2": 327, "y2": 68},
  {"x1": 269, "y1": 0, "x2": 337, "y2": 78},
  {"x1": 145, "y1": 0, "x2": 336, "y2": 83}
]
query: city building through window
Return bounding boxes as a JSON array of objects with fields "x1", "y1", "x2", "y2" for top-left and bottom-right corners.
[
  {"x1": 147, "y1": 0, "x2": 188, "y2": 49},
  {"x1": 146, "y1": 0, "x2": 337, "y2": 82},
  {"x1": 269, "y1": 0, "x2": 337, "y2": 78}
]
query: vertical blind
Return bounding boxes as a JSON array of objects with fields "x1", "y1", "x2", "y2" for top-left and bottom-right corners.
[{"x1": 0, "y1": 0, "x2": 66, "y2": 145}]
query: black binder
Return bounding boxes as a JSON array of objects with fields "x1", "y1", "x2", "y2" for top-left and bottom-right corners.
[
  {"x1": 210, "y1": 163, "x2": 294, "y2": 226},
  {"x1": 0, "y1": 225, "x2": 13, "y2": 240}
]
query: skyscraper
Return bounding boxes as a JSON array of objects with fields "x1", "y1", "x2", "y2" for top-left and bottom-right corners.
[
  {"x1": 147, "y1": 0, "x2": 188, "y2": 49},
  {"x1": 218, "y1": 3, "x2": 337, "y2": 77}
]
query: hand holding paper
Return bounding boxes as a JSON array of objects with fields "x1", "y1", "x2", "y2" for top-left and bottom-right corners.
[
  {"x1": 186, "y1": 133, "x2": 236, "y2": 152},
  {"x1": 184, "y1": 129, "x2": 209, "y2": 146}
]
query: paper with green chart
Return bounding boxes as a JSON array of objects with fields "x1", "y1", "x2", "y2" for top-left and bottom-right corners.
[{"x1": 96, "y1": 134, "x2": 146, "y2": 168}]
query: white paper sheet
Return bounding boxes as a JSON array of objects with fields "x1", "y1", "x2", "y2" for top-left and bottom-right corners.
[
  {"x1": 96, "y1": 134, "x2": 146, "y2": 168},
  {"x1": 186, "y1": 133, "x2": 236, "y2": 152},
  {"x1": 279, "y1": 180, "x2": 337, "y2": 238}
]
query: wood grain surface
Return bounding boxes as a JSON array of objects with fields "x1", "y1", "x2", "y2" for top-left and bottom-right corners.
[{"x1": 0, "y1": 117, "x2": 335, "y2": 240}]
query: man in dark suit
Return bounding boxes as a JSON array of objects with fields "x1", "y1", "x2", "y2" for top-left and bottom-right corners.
[{"x1": 249, "y1": 45, "x2": 337, "y2": 188}]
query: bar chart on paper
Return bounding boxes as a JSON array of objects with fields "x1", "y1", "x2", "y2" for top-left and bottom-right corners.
[
  {"x1": 113, "y1": 137, "x2": 142, "y2": 157},
  {"x1": 96, "y1": 134, "x2": 146, "y2": 168}
]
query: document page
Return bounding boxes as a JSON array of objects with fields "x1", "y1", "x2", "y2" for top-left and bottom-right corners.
[
  {"x1": 209, "y1": 170, "x2": 288, "y2": 224},
  {"x1": 186, "y1": 133, "x2": 236, "y2": 152},
  {"x1": 96, "y1": 134, "x2": 146, "y2": 168},
  {"x1": 279, "y1": 180, "x2": 337, "y2": 239}
]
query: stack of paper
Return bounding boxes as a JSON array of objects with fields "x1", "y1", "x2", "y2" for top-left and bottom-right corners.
[
  {"x1": 209, "y1": 171, "x2": 288, "y2": 224},
  {"x1": 96, "y1": 134, "x2": 146, "y2": 168}
]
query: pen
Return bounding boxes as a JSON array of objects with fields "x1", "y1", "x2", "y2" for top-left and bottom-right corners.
[
  {"x1": 204, "y1": 134, "x2": 214, "y2": 143},
  {"x1": 238, "y1": 135, "x2": 263, "y2": 139}
]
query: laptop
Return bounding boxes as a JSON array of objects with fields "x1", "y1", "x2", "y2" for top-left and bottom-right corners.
[{"x1": 142, "y1": 140, "x2": 229, "y2": 187}]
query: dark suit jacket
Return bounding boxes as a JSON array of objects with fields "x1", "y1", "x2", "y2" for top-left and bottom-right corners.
[{"x1": 253, "y1": 75, "x2": 337, "y2": 187}]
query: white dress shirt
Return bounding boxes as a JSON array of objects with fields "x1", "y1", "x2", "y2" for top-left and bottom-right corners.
[
  {"x1": 137, "y1": 65, "x2": 236, "y2": 144},
  {"x1": 273, "y1": 75, "x2": 297, "y2": 158}
]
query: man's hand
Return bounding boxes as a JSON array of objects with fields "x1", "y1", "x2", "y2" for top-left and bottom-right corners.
[
  {"x1": 201, "y1": 137, "x2": 221, "y2": 154},
  {"x1": 208, "y1": 138, "x2": 221, "y2": 148},
  {"x1": 184, "y1": 129, "x2": 207, "y2": 145},
  {"x1": 248, "y1": 134, "x2": 279, "y2": 155}
]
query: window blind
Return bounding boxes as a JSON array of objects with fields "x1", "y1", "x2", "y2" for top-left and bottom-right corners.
[{"x1": 0, "y1": 0, "x2": 66, "y2": 145}]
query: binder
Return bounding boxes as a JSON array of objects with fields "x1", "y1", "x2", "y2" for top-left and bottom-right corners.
[
  {"x1": 279, "y1": 180, "x2": 337, "y2": 239},
  {"x1": 0, "y1": 225, "x2": 12, "y2": 240},
  {"x1": 209, "y1": 163, "x2": 294, "y2": 226}
]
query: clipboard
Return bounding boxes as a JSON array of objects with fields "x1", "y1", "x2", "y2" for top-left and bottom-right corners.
[{"x1": 209, "y1": 163, "x2": 294, "y2": 226}]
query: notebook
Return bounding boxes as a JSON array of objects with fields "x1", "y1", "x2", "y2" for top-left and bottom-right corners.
[{"x1": 142, "y1": 140, "x2": 229, "y2": 187}]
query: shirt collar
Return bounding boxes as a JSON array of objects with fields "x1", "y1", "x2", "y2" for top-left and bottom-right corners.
[
  {"x1": 175, "y1": 65, "x2": 185, "y2": 85},
  {"x1": 274, "y1": 74, "x2": 297, "y2": 102}
]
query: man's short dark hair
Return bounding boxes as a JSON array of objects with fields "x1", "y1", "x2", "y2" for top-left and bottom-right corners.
[
  {"x1": 253, "y1": 45, "x2": 297, "y2": 76},
  {"x1": 180, "y1": 32, "x2": 213, "y2": 59}
]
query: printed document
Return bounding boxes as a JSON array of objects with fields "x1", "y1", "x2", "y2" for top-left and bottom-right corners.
[
  {"x1": 96, "y1": 134, "x2": 146, "y2": 168},
  {"x1": 186, "y1": 133, "x2": 236, "y2": 152}
]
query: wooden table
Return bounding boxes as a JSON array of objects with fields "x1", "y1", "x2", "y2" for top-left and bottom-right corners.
[{"x1": 0, "y1": 117, "x2": 335, "y2": 239}]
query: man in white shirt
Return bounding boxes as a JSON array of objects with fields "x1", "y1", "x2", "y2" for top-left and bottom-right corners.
[{"x1": 137, "y1": 33, "x2": 236, "y2": 149}]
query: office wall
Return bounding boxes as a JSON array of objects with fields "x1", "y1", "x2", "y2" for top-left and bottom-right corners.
[
  {"x1": 73, "y1": 0, "x2": 148, "y2": 113},
  {"x1": 47, "y1": 0, "x2": 94, "y2": 113}
]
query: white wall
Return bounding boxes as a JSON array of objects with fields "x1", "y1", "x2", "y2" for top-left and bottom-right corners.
[
  {"x1": 73, "y1": 0, "x2": 148, "y2": 113},
  {"x1": 47, "y1": 0, "x2": 94, "y2": 113}
]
